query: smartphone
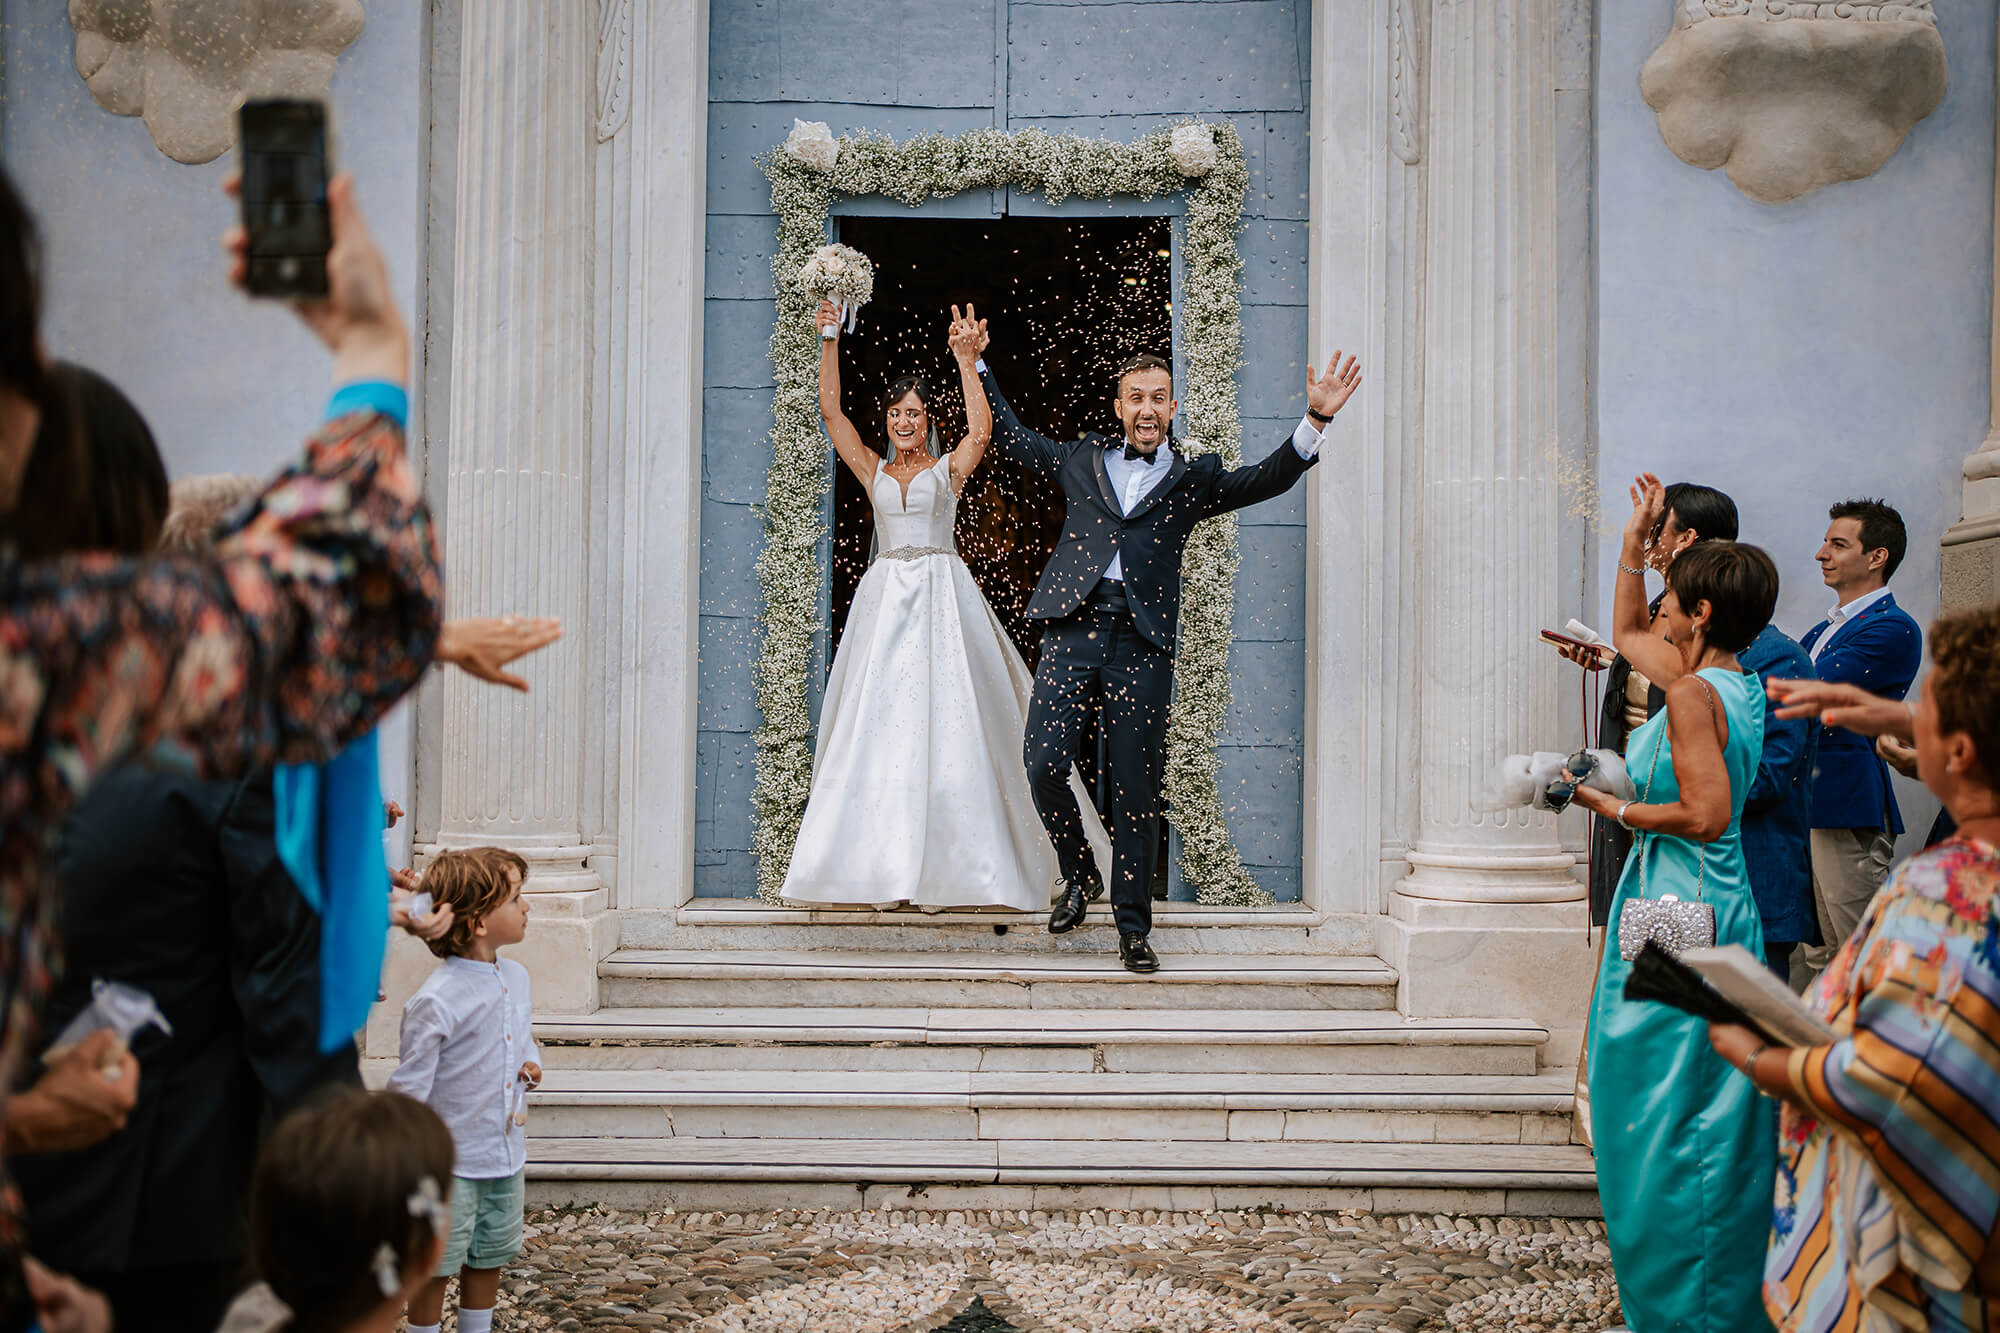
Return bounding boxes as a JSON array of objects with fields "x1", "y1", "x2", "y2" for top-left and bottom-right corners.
[{"x1": 238, "y1": 98, "x2": 331, "y2": 299}]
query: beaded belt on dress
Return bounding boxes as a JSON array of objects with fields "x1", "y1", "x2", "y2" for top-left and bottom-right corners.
[{"x1": 876, "y1": 545, "x2": 951, "y2": 561}]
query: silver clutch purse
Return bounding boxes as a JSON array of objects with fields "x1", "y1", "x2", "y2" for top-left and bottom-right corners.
[
  {"x1": 1617, "y1": 892, "x2": 1715, "y2": 962},
  {"x1": 1615, "y1": 683, "x2": 1717, "y2": 963}
]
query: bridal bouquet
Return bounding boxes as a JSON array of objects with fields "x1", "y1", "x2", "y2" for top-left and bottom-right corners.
[{"x1": 795, "y1": 243, "x2": 875, "y2": 335}]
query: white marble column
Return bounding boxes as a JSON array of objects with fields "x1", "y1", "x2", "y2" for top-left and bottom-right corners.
[
  {"x1": 1383, "y1": 0, "x2": 1592, "y2": 1064},
  {"x1": 1939, "y1": 22, "x2": 2000, "y2": 612},
  {"x1": 1399, "y1": 0, "x2": 1577, "y2": 905},
  {"x1": 434, "y1": 2, "x2": 606, "y2": 961}
]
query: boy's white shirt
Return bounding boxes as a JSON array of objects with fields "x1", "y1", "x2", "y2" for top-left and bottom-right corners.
[{"x1": 387, "y1": 955, "x2": 539, "y2": 1178}]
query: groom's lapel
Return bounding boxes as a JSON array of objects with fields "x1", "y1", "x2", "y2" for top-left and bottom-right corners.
[
  {"x1": 1122, "y1": 448, "x2": 1191, "y2": 522},
  {"x1": 1087, "y1": 441, "x2": 1122, "y2": 515}
]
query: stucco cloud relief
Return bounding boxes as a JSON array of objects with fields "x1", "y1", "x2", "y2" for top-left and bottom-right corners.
[
  {"x1": 69, "y1": 0, "x2": 364, "y2": 165},
  {"x1": 1641, "y1": 1, "x2": 1947, "y2": 204}
]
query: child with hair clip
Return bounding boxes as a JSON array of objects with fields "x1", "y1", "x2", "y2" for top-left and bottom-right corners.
[
  {"x1": 216, "y1": 1089, "x2": 455, "y2": 1333},
  {"x1": 387, "y1": 847, "x2": 539, "y2": 1333}
]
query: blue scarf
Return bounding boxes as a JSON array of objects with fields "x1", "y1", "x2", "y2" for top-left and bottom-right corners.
[{"x1": 272, "y1": 732, "x2": 389, "y2": 1052}]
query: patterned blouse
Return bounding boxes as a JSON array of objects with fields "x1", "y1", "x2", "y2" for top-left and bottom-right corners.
[
  {"x1": 0, "y1": 405, "x2": 440, "y2": 1326},
  {"x1": 1764, "y1": 834, "x2": 2000, "y2": 1333}
]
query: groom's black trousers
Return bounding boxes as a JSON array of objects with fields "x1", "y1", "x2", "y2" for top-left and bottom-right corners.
[{"x1": 1024, "y1": 580, "x2": 1173, "y2": 937}]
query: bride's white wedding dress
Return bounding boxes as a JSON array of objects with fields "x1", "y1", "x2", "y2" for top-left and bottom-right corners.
[{"x1": 782, "y1": 453, "x2": 1108, "y2": 911}]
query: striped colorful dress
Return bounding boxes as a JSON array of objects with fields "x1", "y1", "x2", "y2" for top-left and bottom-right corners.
[{"x1": 1764, "y1": 834, "x2": 2000, "y2": 1333}]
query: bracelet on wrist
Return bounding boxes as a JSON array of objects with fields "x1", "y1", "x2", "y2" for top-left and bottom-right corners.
[
  {"x1": 1618, "y1": 562, "x2": 1645, "y2": 578},
  {"x1": 1615, "y1": 801, "x2": 1634, "y2": 831},
  {"x1": 1306, "y1": 408, "x2": 1331, "y2": 425},
  {"x1": 1740, "y1": 1043, "x2": 1771, "y2": 1077}
]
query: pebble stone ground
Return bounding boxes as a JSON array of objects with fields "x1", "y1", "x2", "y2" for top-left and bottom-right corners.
[{"x1": 426, "y1": 1205, "x2": 1624, "y2": 1333}]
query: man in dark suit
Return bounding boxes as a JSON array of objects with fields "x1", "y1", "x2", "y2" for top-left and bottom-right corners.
[
  {"x1": 14, "y1": 764, "x2": 362, "y2": 1333},
  {"x1": 1792, "y1": 497, "x2": 1924, "y2": 990},
  {"x1": 978, "y1": 339, "x2": 1361, "y2": 972}
]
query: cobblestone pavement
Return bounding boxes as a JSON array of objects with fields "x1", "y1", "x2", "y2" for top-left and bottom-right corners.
[{"x1": 455, "y1": 1205, "x2": 1622, "y2": 1332}]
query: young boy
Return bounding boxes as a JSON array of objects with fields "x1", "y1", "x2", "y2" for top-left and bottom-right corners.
[{"x1": 387, "y1": 847, "x2": 539, "y2": 1333}]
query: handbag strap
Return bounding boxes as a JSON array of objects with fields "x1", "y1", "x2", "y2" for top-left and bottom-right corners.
[{"x1": 1635, "y1": 672, "x2": 1721, "y2": 904}]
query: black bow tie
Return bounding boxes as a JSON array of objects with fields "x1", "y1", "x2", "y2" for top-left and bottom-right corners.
[{"x1": 1118, "y1": 440, "x2": 1160, "y2": 464}]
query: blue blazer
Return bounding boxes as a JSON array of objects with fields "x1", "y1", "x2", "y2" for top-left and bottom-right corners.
[
  {"x1": 1800, "y1": 592, "x2": 1923, "y2": 833},
  {"x1": 1737, "y1": 626, "x2": 1819, "y2": 946}
]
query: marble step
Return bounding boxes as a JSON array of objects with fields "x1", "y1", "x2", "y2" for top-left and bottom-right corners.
[
  {"x1": 524, "y1": 1134, "x2": 1598, "y2": 1194},
  {"x1": 521, "y1": 1067, "x2": 1578, "y2": 1146},
  {"x1": 617, "y1": 901, "x2": 1374, "y2": 957},
  {"x1": 598, "y1": 948, "x2": 1400, "y2": 1011},
  {"x1": 533, "y1": 1007, "x2": 1547, "y2": 1077}
]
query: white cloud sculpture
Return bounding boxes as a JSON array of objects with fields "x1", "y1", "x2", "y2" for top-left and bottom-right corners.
[
  {"x1": 69, "y1": 0, "x2": 366, "y2": 165},
  {"x1": 1640, "y1": 2, "x2": 1947, "y2": 205}
]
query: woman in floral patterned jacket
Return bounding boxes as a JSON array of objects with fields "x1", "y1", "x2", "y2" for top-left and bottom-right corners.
[
  {"x1": 0, "y1": 166, "x2": 442, "y2": 1332},
  {"x1": 1716, "y1": 605, "x2": 2000, "y2": 1332}
]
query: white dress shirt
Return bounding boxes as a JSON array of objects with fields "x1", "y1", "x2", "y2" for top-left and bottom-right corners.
[
  {"x1": 1807, "y1": 585, "x2": 1892, "y2": 664},
  {"x1": 388, "y1": 955, "x2": 540, "y2": 1179},
  {"x1": 1099, "y1": 416, "x2": 1327, "y2": 581}
]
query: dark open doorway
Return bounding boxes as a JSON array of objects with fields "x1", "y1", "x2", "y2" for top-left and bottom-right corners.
[
  {"x1": 828, "y1": 216, "x2": 1173, "y2": 666},
  {"x1": 826, "y1": 214, "x2": 1175, "y2": 898}
]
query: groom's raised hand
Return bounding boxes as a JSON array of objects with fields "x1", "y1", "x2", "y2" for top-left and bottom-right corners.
[
  {"x1": 1306, "y1": 352, "x2": 1363, "y2": 422},
  {"x1": 948, "y1": 303, "x2": 988, "y2": 363}
]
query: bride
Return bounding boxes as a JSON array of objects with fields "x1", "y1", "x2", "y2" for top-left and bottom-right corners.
[{"x1": 782, "y1": 299, "x2": 1107, "y2": 911}]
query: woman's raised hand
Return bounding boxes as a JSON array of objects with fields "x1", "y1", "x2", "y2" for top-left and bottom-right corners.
[
  {"x1": 223, "y1": 173, "x2": 408, "y2": 387},
  {"x1": 816, "y1": 297, "x2": 841, "y2": 340},
  {"x1": 948, "y1": 303, "x2": 988, "y2": 364},
  {"x1": 1625, "y1": 472, "x2": 1666, "y2": 545}
]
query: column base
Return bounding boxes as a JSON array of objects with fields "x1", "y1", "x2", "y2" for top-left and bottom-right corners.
[
  {"x1": 1941, "y1": 519, "x2": 2000, "y2": 612},
  {"x1": 1379, "y1": 892, "x2": 1595, "y2": 1067},
  {"x1": 1398, "y1": 849, "x2": 1583, "y2": 904},
  {"x1": 362, "y1": 888, "x2": 617, "y2": 1056}
]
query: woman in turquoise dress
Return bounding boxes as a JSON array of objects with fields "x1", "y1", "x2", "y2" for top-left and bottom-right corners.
[{"x1": 1566, "y1": 475, "x2": 1783, "y2": 1333}]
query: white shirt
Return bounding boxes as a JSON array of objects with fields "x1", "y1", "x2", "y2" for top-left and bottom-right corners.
[
  {"x1": 388, "y1": 955, "x2": 540, "y2": 1179},
  {"x1": 1099, "y1": 416, "x2": 1326, "y2": 581},
  {"x1": 1808, "y1": 585, "x2": 1892, "y2": 664}
]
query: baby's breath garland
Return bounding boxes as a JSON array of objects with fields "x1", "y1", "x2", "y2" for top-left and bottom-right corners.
[{"x1": 750, "y1": 122, "x2": 1272, "y2": 908}]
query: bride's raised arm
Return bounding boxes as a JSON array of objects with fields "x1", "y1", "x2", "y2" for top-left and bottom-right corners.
[
  {"x1": 946, "y1": 303, "x2": 991, "y2": 494},
  {"x1": 817, "y1": 297, "x2": 880, "y2": 489}
]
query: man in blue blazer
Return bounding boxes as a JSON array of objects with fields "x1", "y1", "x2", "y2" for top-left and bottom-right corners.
[{"x1": 1793, "y1": 498, "x2": 1924, "y2": 990}]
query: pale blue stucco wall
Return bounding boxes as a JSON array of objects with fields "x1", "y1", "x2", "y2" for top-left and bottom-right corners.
[
  {"x1": 700, "y1": 0, "x2": 1315, "y2": 899},
  {"x1": 1595, "y1": 5, "x2": 1996, "y2": 847},
  {"x1": 1, "y1": 8, "x2": 428, "y2": 850}
]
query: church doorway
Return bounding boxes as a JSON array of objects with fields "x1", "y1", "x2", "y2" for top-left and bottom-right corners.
[
  {"x1": 827, "y1": 214, "x2": 1174, "y2": 894},
  {"x1": 828, "y1": 215, "x2": 1173, "y2": 666}
]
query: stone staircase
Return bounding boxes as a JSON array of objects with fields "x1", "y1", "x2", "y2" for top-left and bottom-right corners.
[{"x1": 515, "y1": 930, "x2": 1599, "y2": 1217}]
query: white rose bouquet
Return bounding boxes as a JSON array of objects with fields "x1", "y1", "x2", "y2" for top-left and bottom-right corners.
[
  {"x1": 795, "y1": 243, "x2": 875, "y2": 336},
  {"x1": 783, "y1": 118, "x2": 839, "y2": 173},
  {"x1": 1169, "y1": 123, "x2": 1220, "y2": 177}
]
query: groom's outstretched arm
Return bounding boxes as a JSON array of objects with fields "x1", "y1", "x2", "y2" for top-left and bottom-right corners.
[
  {"x1": 1205, "y1": 351, "x2": 1363, "y2": 517},
  {"x1": 978, "y1": 362, "x2": 1066, "y2": 480}
]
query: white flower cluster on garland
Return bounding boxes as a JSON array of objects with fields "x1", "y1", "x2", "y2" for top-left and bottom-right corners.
[{"x1": 750, "y1": 121, "x2": 1272, "y2": 908}]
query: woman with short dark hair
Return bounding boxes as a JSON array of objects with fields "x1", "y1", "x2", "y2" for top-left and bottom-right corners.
[{"x1": 1563, "y1": 474, "x2": 1781, "y2": 1333}]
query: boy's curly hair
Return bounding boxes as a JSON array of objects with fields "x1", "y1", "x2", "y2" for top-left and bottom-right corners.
[{"x1": 421, "y1": 846, "x2": 527, "y2": 959}]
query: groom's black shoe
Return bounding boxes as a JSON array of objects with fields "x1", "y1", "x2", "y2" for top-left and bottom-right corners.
[
  {"x1": 1047, "y1": 875, "x2": 1105, "y2": 934},
  {"x1": 1119, "y1": 932, "x2": 1160, "y2": 974}
]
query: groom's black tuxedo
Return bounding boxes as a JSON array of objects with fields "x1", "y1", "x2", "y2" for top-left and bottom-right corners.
[
  {"x1": 980, "y1": 366, "x2": 1320, "y2": 939},
  {"x1": 981, "y1": 369, "x2": 1317, "y2": 656}
]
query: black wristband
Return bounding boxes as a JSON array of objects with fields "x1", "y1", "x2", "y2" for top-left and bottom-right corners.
[{"x1": 1306, "y1": 408, "x2": 1331, "y2": 425}]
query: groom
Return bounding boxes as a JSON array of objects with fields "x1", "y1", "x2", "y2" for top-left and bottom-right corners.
[{"x1": 977, "y1": 331, "x2": 1362, "y2": 972}]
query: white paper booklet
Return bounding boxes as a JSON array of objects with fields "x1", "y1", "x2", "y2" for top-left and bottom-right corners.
[{"x1": 1678, "y1": 944, "x2": 1839, "y2": 1047}]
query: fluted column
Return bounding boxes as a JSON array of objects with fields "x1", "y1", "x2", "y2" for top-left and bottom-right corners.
[
  {"x1": 1399, "y1": 0, "x2": 1578, "y2": 904},
  {"x1": 1939, "y1": 18, "x2": 2000, "y2": 612},
  {"x1": 435, "y1": 1, "x2": 598, "y2": 894}
]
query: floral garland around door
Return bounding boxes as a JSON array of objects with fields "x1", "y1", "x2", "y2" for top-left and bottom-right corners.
[{"x1": 750, "y1": 120, "x2": 1273, "y2": 908}]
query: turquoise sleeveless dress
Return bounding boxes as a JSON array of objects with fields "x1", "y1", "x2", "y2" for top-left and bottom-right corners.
[{"x1": 1587, "y1": 667, "x2": 1777, "y2": 1333}]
